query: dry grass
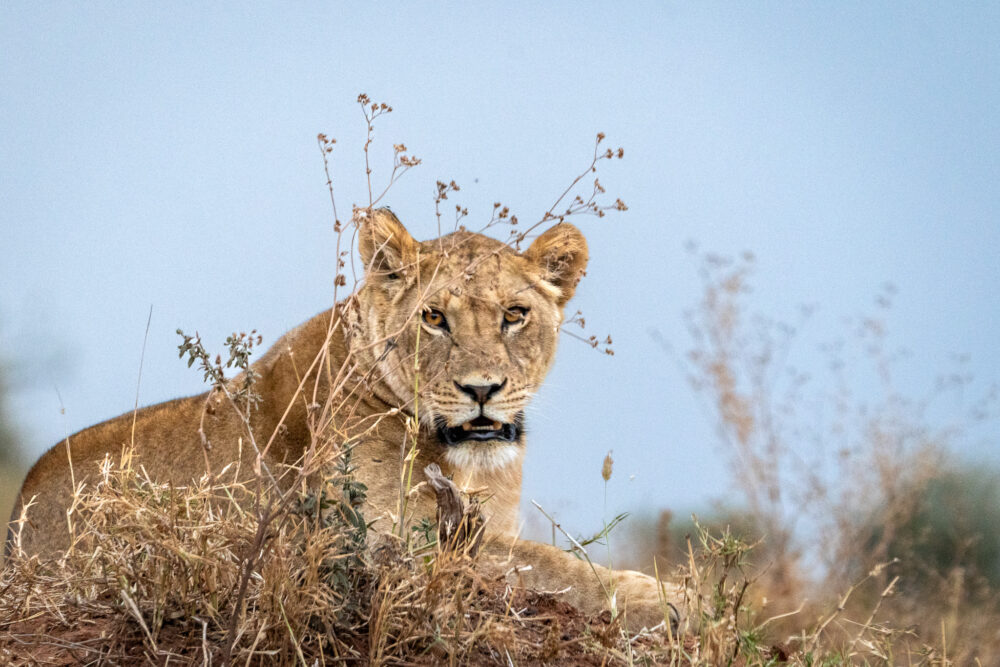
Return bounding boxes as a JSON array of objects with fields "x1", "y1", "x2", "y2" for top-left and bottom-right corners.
[
  {"x1": 1, "y1": 450, "x2": 678, "y2": 665},
  {"x1": 4, "y1": 454, "x2": 969, "y2": 665}
]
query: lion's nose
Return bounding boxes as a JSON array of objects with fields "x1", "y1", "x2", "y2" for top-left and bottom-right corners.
[{"x1": 455, "y1": 379, "x2": 506, "y2": 405}]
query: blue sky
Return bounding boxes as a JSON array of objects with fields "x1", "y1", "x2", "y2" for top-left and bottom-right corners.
[{"x1": 2, "y1": 3, "x2": 998, "y2": 540}]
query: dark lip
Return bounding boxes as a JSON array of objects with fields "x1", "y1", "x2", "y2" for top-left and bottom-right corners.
[{"x1": 435, "y1": 412, "x2": 524, "y2": 446}]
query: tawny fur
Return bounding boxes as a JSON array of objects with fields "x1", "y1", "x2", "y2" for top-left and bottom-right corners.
[{"x1": 9, "y1": 208, "x2": 679, "y2": 631}]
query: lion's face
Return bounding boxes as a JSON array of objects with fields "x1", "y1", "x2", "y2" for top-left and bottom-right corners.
[{"x1": 354, "y1": 209, "x2": 588, "y2": 470}]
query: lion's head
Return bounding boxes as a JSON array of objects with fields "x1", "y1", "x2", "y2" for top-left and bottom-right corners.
[{"x1": 351, "y1": 208, "x2": 588, "y2": 470}]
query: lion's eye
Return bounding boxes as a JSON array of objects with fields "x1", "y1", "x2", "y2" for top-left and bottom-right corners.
[
  {"x1": 502, "y1": 306, "x2": 529, "y2": 328},
  {"x1": 422, "y1": 309, "x2": 449, "y2": 330}
]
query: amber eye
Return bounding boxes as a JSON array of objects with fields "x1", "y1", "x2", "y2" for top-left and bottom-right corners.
[
  {"x1": 502, "y1": 306, "x2": 528, "y2": 327},
  {"x1": 422, "y1": 309, "x2": 448, "y2": 330}
]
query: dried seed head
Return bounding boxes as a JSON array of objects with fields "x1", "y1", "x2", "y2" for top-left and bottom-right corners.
[{"x1": 602, "y1": 451, "x2": 614, "y2": 481}]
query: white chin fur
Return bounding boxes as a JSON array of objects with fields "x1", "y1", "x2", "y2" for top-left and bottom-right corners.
[{"x1": 443, "y1": 442, "x2": 521, "y2": 471}]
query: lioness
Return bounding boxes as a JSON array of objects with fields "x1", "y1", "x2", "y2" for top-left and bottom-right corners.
[{"x1": 8, "y1": 208, "x2": 679, "y2": 630}]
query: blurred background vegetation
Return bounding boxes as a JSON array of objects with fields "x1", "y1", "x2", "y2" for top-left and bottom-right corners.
[
  {"x1": 613, "y1": 252, "x2": 1000, "y2": 663},
  {"x1": 0, "y1": 343, "x2": 26, "y2": 535}
]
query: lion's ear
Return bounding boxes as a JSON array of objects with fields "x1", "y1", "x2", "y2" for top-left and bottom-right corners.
[
  {"x1": 523, "y1": 223, "x2": 589, "y2": 307},
  {"x1": 356, "y1": 207, "x2": 417, "y2": 279}
]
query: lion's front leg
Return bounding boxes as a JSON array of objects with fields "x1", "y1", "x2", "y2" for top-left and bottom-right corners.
[{"x1": 479, "y1": 536, "x2": 683, "y2": 633}]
